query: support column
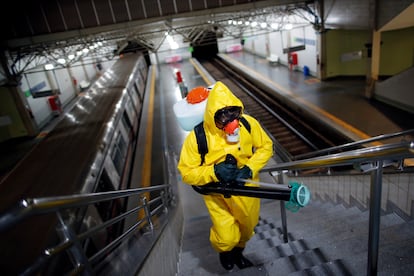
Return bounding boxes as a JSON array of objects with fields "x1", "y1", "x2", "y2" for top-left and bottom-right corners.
[
  {"x1": 66, "y1": 65, "x2": 79, "y2": 95},
  {"x1": 315, "y1": 0, "x2": 327, "y2": 80},
  {"x1": 365, "y1": 0, "x2": 379, "y2": 99},
  {"x1": 0, "y1": 49, "x2": 38, "y2": 137},
  {"x1": 81, "y1": 57, "x2": 90, "y2": 81},
  {"x1": 365, "y1": 31, "x2": 381, "y2": 99},
  {"x1": 265, "y1": 32, "x2": 270, "y2": 58}
]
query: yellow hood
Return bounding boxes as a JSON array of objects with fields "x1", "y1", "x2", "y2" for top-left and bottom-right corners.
[{"x1": 204, "y1": 81, "x2": 244, "y2": 134}]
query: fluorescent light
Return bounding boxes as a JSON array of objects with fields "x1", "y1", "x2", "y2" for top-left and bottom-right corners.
[
  {"x1": 170, "y1": 42, "x2": 179, "y2": 50},
  {"x1": 57, "y1": 58, "x2": 66, "y2": 64},
  {"x1": 45, "y1": 64, "x2": 54, "y2": 70},
  {"x1": 68, "y1": 54, "x2": 75, "y2": 60},
  {"x1": 166, "y1": 34, "x2": 179, "y2": 50}
]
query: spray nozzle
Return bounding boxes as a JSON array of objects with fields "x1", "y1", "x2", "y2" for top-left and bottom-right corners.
[{"x1": 285, "y1": 182, "x2": 311, "y2": 212}]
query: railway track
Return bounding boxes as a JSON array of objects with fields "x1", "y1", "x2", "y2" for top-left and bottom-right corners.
[{"x1": 201, "y1": 58, "x2": 352, "y2": 162}]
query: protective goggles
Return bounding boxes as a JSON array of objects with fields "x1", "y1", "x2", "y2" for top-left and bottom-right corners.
[{"x1": 214, "y1": 106, "x2": 242, "y2": 134}]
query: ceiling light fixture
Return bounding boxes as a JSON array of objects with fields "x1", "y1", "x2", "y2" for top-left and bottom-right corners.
[{"x1": 44, "y1": 64, "x2": 54, "y2": 70}]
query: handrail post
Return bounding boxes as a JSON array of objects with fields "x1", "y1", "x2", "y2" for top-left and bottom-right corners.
[
  {"x1": 55, "y1": 211, "x2": 93, "y2": 274},
  {"x1": 280, "y1": 201, "x2": 288, "y2": 243},
  {"x1": 142, "y1": 196, "x2": 154, "y2": 231},
  {"x1": 160, "y1": 190, "x2": 168, "y2": 213},
  {"x1": 274, "y1": 171, "x2": 288, "y2": 243},
  {"x1": 367, "y1": 160, "x2": 383, "y2": 276}
]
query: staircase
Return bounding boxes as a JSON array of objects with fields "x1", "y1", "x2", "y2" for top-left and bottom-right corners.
[
  {"x1": 177, "y1": 198, "x2": 414, "y2": 275},
  {"x1": 177, "y1": 140, "x2": 414, "y2": 275}
]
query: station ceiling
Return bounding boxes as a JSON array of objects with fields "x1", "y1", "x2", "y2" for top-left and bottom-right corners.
[
  {"x1": 0, "y1": 0, "x2": 413, "y2": 76},
  {"x1": 0, "y1": 1, "x2": 319, "y2": 64}
]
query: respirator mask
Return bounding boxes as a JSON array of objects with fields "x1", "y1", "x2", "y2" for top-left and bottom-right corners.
[
  {"x1": 214, "y1": 106, "x2": 242, "y2": 143},
  {"x1": 223, "y1": 119, "x2": 240, "y2": 143}
]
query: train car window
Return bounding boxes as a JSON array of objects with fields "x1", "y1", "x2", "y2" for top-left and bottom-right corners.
[
  {"x1": 122, "y1": 111, "x2": 132, "y2": 132},
  {"x1": 111, "y1": 131, "x2": 128, "y2": 175},
  {"x1": 128, "y1": 87, "x2": 139, "y2": 108},
  {"x1": 133, "y1": 82, "x2": 142, "y2": 102},
  {"x1": 124, "y1": 100, "x2": 136, "y2": 126},
  {"x1": 136, "y1": 75, "x2": 145, "y2": 100},
  {"x1": 139, "y1": 60, "x2": 147, "y2": 80}
]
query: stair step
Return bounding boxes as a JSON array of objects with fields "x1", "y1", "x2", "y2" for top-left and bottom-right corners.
[
  {"x1": 263, "y1": 248, "x2": 329, "y2": 274},
  {"x1": 226, "y1": 264, "x2": 268, "y2": 276},
  {"x1": 245, "y1": 238, "x2": 311, "y2": 263},
  {"x1": 177, "y1": 193, "x2": 414, "y2": 275},
  {"x1": 288, "y1": 259, "x2": 353, "y2": 276},
  {"x1": 178, "y1": 244, "x2": 218, "y2": 275}
]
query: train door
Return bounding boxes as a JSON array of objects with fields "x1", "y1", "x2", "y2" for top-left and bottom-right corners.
[
  {"x1": 81, "y1": 169, "x2": 122, "y2": 258},
  {"x1": 109, "y1": 129, "x2": 128, "y2": 188},
  {"x1": 94, "y1": 169, "x2": 123, "y2": 244}
]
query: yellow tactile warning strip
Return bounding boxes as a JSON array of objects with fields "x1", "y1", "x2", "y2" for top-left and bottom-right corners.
[
  {"x1": 189, "y1": 58, "x2": 214, "y2": 86},
  {"x1": 305, "y1": 78, "x2": 321, "y2": 84},
  {"x1": 141, "y1": 66, "x2": 157, "y2": 188},
  {"x1": 36, "y1": 132, "x2": 48, "y2": 138},
  {"x1": 137, "y1": 66, "x2": 157, "y2": 220}
]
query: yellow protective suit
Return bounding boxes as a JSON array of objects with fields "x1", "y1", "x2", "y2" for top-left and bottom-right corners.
[{"x1": 178, "y1": 81, "x2": 273, "y2": 252}]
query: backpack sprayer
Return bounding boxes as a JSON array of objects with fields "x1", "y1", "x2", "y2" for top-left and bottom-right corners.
[{"x1": 192, "y1": 179, "x2": 311, "y2": 213}]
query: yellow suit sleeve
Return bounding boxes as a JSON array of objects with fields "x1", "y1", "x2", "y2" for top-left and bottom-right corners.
[
  {"x1": 242, "y1": 115, "x2": 273, "y2": 178},
  {"x1": 177, "y1": 131, "x2": 219, "y2": 186}
]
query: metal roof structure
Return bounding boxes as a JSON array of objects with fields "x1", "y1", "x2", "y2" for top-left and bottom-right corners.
[{"x1": 0, "y1": 0, "x2": 413, "y2": 81}]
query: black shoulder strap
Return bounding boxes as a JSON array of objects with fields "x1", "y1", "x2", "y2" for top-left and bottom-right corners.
[
  {"x1": 194, "y1": 122, "x2": 208, "y2": 166},
  {"x1": 194, "y1": 117, "x2": 250, "y2": 166},
  {"x1": 240, "y1": 116, "x2": 251, "y2": 133}
]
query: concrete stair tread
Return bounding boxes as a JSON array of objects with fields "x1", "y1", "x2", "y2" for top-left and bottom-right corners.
[{"x1": 178, "y1": 195, "x2": 414, "y2": 275}]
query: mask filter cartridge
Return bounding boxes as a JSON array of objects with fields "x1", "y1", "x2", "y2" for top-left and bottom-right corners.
[{"x1": 223, "y1": 119, "x2": 240, "y2": 143}]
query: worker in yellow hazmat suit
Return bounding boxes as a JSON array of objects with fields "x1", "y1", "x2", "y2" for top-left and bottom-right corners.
[{"x1": 178, "y1": 81, "x2": 273, "y2": 270}]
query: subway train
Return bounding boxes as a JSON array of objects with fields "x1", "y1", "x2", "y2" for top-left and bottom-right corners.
[{"x1": 0, "y1": 52, "x2": 149, "y2": 274}]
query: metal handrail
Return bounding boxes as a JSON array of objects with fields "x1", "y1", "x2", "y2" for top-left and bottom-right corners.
[
  {"x1": 0, "y1": 184, "x2": 170, "y2": 232},
  {"x1": 264, "y1": 140, "x2": 414, "y2": 276},
  {"x1": 0, "y1": 184, "x2": 173, "y2": 275},
  {"x1": 293, "y1": 129, "x2": 414, "y2": 160},
  {"x1": 263, "y1": 140, "x2": 414, "y2": 172}
]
